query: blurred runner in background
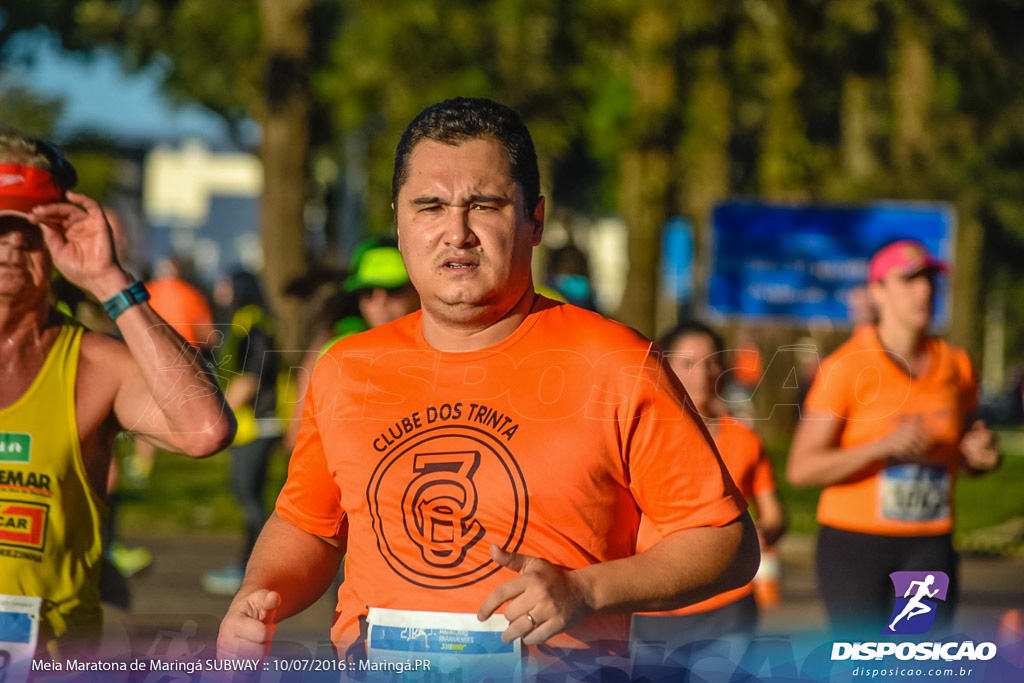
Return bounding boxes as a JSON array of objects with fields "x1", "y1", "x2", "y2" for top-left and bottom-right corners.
[
  {"x1": 282, "y1": 236, "x2": 418, "y2": 452},
  {"x1": 201, "y1": 270, "x2": 279, "y2": 596},
  {"x1": 788, "y1": 240, "x2": 1000, "y2": 635},
  {"x1": 632, "y1": 321, "x2": 785, "y2": 672}
]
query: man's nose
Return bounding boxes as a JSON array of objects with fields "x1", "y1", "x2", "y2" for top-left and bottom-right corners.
[
  {"x1": 445, "y1": 208, "x2": 478, "y2": 248},
  {"x1": 366, "y1": 288, "x2": 390, "y2": 304}
]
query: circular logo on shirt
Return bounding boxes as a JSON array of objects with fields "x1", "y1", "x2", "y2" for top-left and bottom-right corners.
[{"x1": 366, "y1": 424, "x2": 529, "y2": 589}]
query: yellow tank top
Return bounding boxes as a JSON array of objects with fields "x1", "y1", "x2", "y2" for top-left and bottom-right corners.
[{"x1": 0, "y1": 323, "x2": 107, "y2": 653}]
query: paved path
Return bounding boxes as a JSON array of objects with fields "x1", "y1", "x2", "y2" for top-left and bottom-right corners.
[{"x1": 98, "y1": 532, "x2": 1024, "y2": 662}]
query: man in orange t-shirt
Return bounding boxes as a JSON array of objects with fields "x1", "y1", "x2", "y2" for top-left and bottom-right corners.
[
  {"x1": 216, "y1": 97, "x2": 759, "y2": 679},
  {"x1": 633, "y1": 321, "x2": 785, "y2": 670},
  {"x1": 788, "y1": 240, "x2": 999, "y2": 635}
]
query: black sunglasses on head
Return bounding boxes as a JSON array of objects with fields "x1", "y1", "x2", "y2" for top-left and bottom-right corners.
[
  {"x1": 357, "y1": 283, "x2": 414, "y2": 298},
  {"x1": 35, "y1": 139, "x2": 77, "y2": 191}
]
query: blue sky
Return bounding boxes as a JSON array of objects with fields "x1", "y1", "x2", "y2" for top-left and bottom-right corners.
[{"x1": 4, "y1": 31, "x2": 233, "y2": 145}]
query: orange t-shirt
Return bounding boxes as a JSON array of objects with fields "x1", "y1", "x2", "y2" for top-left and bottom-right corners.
[
  {"x1": 276, "y1": 297, "x2": 746, "y2": 665},
  {"x1": 145, "y1": 277, "x2": 214, "y2": 347},
  {"x1": 636, "y1": 418, "x2": 774, "y2": 614},
  {"x1": 803, "y1": 326, "x2": 976, "y2": 536},
  {"x1": 732, "y1": 345, "x2": 763, "y2": 388}
]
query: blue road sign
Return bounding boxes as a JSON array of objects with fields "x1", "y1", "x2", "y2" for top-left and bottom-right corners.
[{"x1": 707, "y1": 201, "x2": 955, "y2": 326}]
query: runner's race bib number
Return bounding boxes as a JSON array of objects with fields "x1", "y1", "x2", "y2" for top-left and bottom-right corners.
[
  {"x1": 879, "y1": 464, "x2": 951, "y2": 522},
  {"x1": 366, "y1": 607, "x2": 521, "y2": 682}
]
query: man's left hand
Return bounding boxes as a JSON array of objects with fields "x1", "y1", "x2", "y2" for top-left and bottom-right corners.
[{"x1": 477, "y1": 544, "x2": 593, "y2": 645}]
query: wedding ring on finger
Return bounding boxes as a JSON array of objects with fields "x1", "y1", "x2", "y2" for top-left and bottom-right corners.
[{"x1": 525, "y1": 613, "x2": 537, "y2": 629}]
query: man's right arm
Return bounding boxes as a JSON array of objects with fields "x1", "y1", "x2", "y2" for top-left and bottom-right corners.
[{"x1": 217, "y1": 512, "x2": 344, "y2": 659}]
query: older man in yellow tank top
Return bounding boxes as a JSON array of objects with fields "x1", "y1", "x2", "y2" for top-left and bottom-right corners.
[{"x1": 0, "y1": 128, "x2": 235, "y2": 659}]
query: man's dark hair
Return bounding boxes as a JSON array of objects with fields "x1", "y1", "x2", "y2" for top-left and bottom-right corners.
[
  {"x1": 391, "y1": 97, "x2": 540, "y2": 214},
  {"x1": 657, "y1": 320, "x2": 726, "y2": 358}
]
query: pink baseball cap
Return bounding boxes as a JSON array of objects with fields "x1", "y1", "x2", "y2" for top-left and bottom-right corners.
[
  {"x1": 0, "y1": 163, "x2": 63, "y2": 219},
  {"x1": 868, "y1": 239, "x2": 949, "y2": 283}
]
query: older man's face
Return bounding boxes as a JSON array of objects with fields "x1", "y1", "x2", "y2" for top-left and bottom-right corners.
[
  {"x1": 394, "y1": 137, "x2": 543, "y2": 327},
  {"x1": 0, "y1": 216, "x2": 51, "y2": 299}
]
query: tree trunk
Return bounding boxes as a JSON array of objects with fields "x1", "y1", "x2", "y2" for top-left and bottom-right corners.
[
  {"x1": 951, "y1": 195, "x2": 983, "y2": 362},
  {"x1": 840, "y1": 74, "x2": 877, "y2": 183},
  {"x1": 616, "y1": 148, "x2": 670, "y2": 337},
  {"x1": 678, "y1": 46, "x2": 731, "y2": 320},
  {"x1": 614, "y1": 3, "x2": 676, "y2": 338},
  {"x1": 259, "y1": 0, "x2": 311, "y2": 362},
  {"x1": 891, "y1": 17, "x2": 933, "y2": 179},
  {"x1": 754, "y1": 0, "x2": 806, "y2": 201}
]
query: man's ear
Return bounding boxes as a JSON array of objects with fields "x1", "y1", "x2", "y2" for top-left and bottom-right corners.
[
  {"x1": 531, "y1": 196, "x2": 545, "y2": 246},
  {"x1": 392, "y1": 202, "x2": 402, "y2": 252}
]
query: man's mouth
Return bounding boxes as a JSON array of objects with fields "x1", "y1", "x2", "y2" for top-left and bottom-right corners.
[{"x1": 442, "y1": 257, "x2": 479, "y2": 269}]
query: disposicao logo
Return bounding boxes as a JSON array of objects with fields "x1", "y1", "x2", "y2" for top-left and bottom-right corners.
[
  {"x1": 831, "y1": 570, "x2": 998, "y2": 663},
  {"x1": 885, "y1": 570, "x2": 949, "y2": 635}
]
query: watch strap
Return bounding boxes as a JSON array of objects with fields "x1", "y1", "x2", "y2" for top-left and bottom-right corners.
[{"x1": 102, "y1": 280, "x2": 151, "y2": 320}]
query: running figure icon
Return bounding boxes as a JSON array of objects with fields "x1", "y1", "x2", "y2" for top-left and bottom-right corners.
[{"x1": 888, "y1": 574, "x2": 939, "y2": 631}]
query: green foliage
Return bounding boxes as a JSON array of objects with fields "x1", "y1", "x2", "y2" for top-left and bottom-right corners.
[
  {"x1": 6, "y1": 0, "x2": 1024, "y2": 354},
  {"x1": 955, "y1": 431, "x2": 1024, "y2": 545},
  {"x1": 64, "y1": 150, "x2": 118, "y2": 202},
  {"x1": 116, "y1": 441, "x2": 290, "y2": 535},
  {"x1": 68, "y1": 0, "x2": 262, "y2": 137},
  {"x1": 764, "y1": 439, "x2": 823, "y2": 537},
  {"x1": 0, "y1": 81, "x2": 63, "y2": 137}
]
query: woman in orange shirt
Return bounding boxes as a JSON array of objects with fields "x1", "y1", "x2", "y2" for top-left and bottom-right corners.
[
  {"x1": 787, "y1": 240, "x2": 999, "y2": 635},
  {"x1": 632, "y1": 321, "x2": 786, "y2": 663}
]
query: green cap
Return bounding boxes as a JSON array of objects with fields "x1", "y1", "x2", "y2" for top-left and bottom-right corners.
[{"x1": 343, "y1": 238, "x2": 410, "y2": 292}]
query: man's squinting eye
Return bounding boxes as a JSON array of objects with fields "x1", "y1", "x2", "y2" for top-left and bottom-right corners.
[{"x1": 0, "y1": 220, "x2": 45, "y2": 251}]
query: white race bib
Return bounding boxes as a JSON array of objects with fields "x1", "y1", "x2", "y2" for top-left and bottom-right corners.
[
  {"x1": 366, "y1": 607, "x2": 521, "y2": 682},
  {"x1": 879, "y1": 464, "x2": 951, "y2": 522},
  {"x1": 0, "y1": 595, "x2": 41, "y2": 683}
]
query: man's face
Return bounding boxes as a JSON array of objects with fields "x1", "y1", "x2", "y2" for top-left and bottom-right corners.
[
  {"x1": 0, "y1": 216, "x2": 51, "y2": 299},
  {"x1": 358, "y1": 284, "x2": 419, "y2": 329},
  {"x1": 394, "y1": 137, "x2": 543, "y2": 325}
]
